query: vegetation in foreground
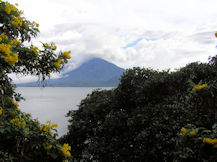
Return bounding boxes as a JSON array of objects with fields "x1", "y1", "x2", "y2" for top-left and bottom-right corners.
[
  {"x1": 62, "y1": 54, "x2": 217, "y2": 161},
  {"x1": 0, "y1": 1, "x2": 72, "y2": 161},
  {"x1": 1, "y1": 0, "x2": 217, "y2": 161}
]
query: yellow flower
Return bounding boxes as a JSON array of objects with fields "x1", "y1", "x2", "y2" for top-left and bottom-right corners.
[
  {"x1": 4, "y1": 53, "x2": 18, "y2": 65},
  {"x1": 10, "y1": 118, "x2": 19, "y2": 126},
  {"x1": 32, "y1": 21, "x2": 39, "y2": 28},
  {"x1": 61, "y1": 144, "x2": 71, "y2": 157},
  {"x1": 10, "y1": 39, "x2": 21, "y2": 46},
  {"x1": 11, "y1": 17, "x2": 24, "y2": 29},
  {"x1": 44, "y1": 43, "x2": 49, "y2": 48},
  {"x1": 48, "y1": 129, "x2": 52, "y2": 135},
  {"x1": 40, "y1": 122, "x2": 58, "y2": 135},
  {"x1": 212, "y1": 138, "x2": 217, "y2": 144},
  {"x1": 36, "y1": 120, "x2": 40, "y2": 125},
  {"x1": 61, "y1": 51, "x2": 71, "y2": 59},
  {"x1": 192, "y1": 84, "x2": 208, "y2": 91},
  {"x1": 19, "y1": 10, "x2": 24, "y2": 15},
  {"x1": 181, "y1": 127, "x2": 188, "y2": 133},
  {"x1": 188, "y1": 131, "x2": 196, "y2": 136},
  {"x1": 203, "y1": 138, "x2": 217, "y2": 145},
  {"x1": 63, "y1": 160, "x2": 68, "y2": 162},
  {"x1": 203, "y1": 138, "x2": 212, "y2": 144},
  {"x1": 43, "y1": 141, "x2": 52, "y2": 150},
  {"x1": 54, "y1": 59, "x2": 62, "y2": 69},
  {"x1": 24, "y1": 130, "x2": 29, "y2": 135},
  {"x1": 24, "y1": 23, "x2": 29, "y2": 28},
  {"x1": 52, "y1": 123, "x2": 58, "y2": 128},
  {"x1": 4, "y1": 2, "x2": 18, "y2": 14},
  {"x1": 12, "y1": 100, "x2": 19, "y2": 108},
  {"x1": 0, "y1": 107, "x2": 3, "y2": 115},
  {"x1": 0, "y1": 33, "x2": 8, "y2": 41},
  {"x1": 46, "y1": 120, "x2": 51, "y2": 124},
  {"x1": 50, "y1": 42, "x2": 57, "y2": 50},
  {"x1": 180, "y1": 127, "x2": 197, "y2": 136},
  {"x1": 20, "y1": 121, "x2": 26, "y2": 127},
  {"x1": 64, "y1": 152, "x2": 71, "y2": 157},
  {"x1": 0, "y1": 43, "x2": 12, "y2": 56},
  {"x1": 5, "y1": 5, "x2": 11, "y2": 14},
  {"x1": 10, "y1": 118, "x2": 25, "y2": 127}
]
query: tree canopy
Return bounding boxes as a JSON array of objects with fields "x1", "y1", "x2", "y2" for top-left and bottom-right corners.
[{"x1": 62, "y1": 55, "x2": 217, "y2": 161}]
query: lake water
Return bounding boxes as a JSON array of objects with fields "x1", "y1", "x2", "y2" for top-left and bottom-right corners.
[{"x1": 16, "y1": 87, "x2": 113, "y2": 137}]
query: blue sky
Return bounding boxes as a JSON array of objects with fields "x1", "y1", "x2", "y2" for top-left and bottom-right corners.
[
  {"x1": 123, "y1": 38, "x2": 159, "y2": 49},
  {"x1": 7, "y1": 0, "x2": 217, "y2": 83},
  {"x1": 123, "y1": 38, "x2": 143, "y2": 49}
]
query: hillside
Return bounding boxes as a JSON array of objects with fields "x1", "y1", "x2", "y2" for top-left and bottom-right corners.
[{"x1": 17, "y1": 58, "x2": 125, "y2": 87}]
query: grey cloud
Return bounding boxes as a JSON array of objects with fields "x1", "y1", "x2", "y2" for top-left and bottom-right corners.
[{"x1": 189, "y1": 31, "x2": 216, "y2": 44}]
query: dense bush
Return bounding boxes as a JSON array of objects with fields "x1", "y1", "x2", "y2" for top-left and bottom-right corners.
[
  {"x1": 62, "y1": 55, "x2": 217, "y2": 161},
  {"x1": 0, "y1": 1, "x2": 72, "y2": 161}
]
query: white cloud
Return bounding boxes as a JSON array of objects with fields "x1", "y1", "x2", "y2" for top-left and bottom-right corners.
[
  {"x1": 7, "y1": 0, "x2": 217, "y2": 83},
  {"x1": 9, "y1": 73, "x2": 63, "y2": 84}
]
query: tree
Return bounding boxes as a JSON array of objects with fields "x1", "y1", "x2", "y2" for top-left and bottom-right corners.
[
  {"x1": 0, "y1": 1, "x2": 72, "y2": 161},
  {"x1": 63, "y1": 57, "x2": 217, "y2": 161}
]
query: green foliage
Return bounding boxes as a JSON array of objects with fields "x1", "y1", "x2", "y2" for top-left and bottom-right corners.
[
  {"x1": 62, "y1": 58, "x2": 217, "y2": 161},
  {"x1": 0, "y1": 1, "x2": 72, "y2": 161}
]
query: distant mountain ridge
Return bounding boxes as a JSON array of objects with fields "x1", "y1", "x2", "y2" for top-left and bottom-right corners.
[{"x1": 17, "y1": 58, "x2": 125, "y2": 87}]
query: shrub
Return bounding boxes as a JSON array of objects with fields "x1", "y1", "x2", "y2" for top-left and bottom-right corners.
[
  {"x1": 63, "y1": 57, "x2": 217, "y2": 161},
  {"x1": 0, "y1": 1, "x2": 72, "y2": 161}
]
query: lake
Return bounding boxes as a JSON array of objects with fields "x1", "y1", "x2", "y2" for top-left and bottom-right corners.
[{"x1": 16, "y1": 87, "x2": 113, "y2": 137}]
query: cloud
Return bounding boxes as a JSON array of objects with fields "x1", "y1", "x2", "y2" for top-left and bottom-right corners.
[
  {"x1": 9, "y1": 73, "x2": 62, "y2": 84},
  {"x1": 7, "y1": 0, "x2": 217, "y2": 83},
  {"x1": 37, "y1": 23, "x2": 217, "y2": 71},
  {"x1": 189, "y1": 31, "x2": 217, "y2": 45}
]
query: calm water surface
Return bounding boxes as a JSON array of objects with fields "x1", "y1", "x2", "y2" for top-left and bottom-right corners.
[{"x1": 16, "y1": 87, "x2": 112, "y2": 137}]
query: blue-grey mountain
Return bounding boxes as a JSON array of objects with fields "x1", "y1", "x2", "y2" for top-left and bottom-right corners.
[{"x1": 17, "y1": 58, "x2": 125, "y2": 87}]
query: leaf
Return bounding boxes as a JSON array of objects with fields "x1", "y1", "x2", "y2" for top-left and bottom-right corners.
[
  {"x1": 0, "y1": 128, "x2": 5, "y2": 133},
  {"x1": 212, "y1": 124, "x2": 217, "y2": 130},
  {"x1": 188, "y1": 80, "x2": 195, "y2": 86},
  {"x1": 48, "y1": 152, "x2": 58, "y2": 159}
]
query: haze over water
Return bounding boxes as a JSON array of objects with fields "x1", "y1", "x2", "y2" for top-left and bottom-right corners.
[{"x1": 16, "y1": 87, "x2": 112, "y2": 137}]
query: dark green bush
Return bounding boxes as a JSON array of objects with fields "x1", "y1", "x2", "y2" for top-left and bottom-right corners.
[{"x1": 62, "y1": 58, "x2": 217, "y2": 161}]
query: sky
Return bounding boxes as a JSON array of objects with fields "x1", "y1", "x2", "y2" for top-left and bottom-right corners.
[{"x1": 7, "y1": 0, "x2": 217, "y2": 83}]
